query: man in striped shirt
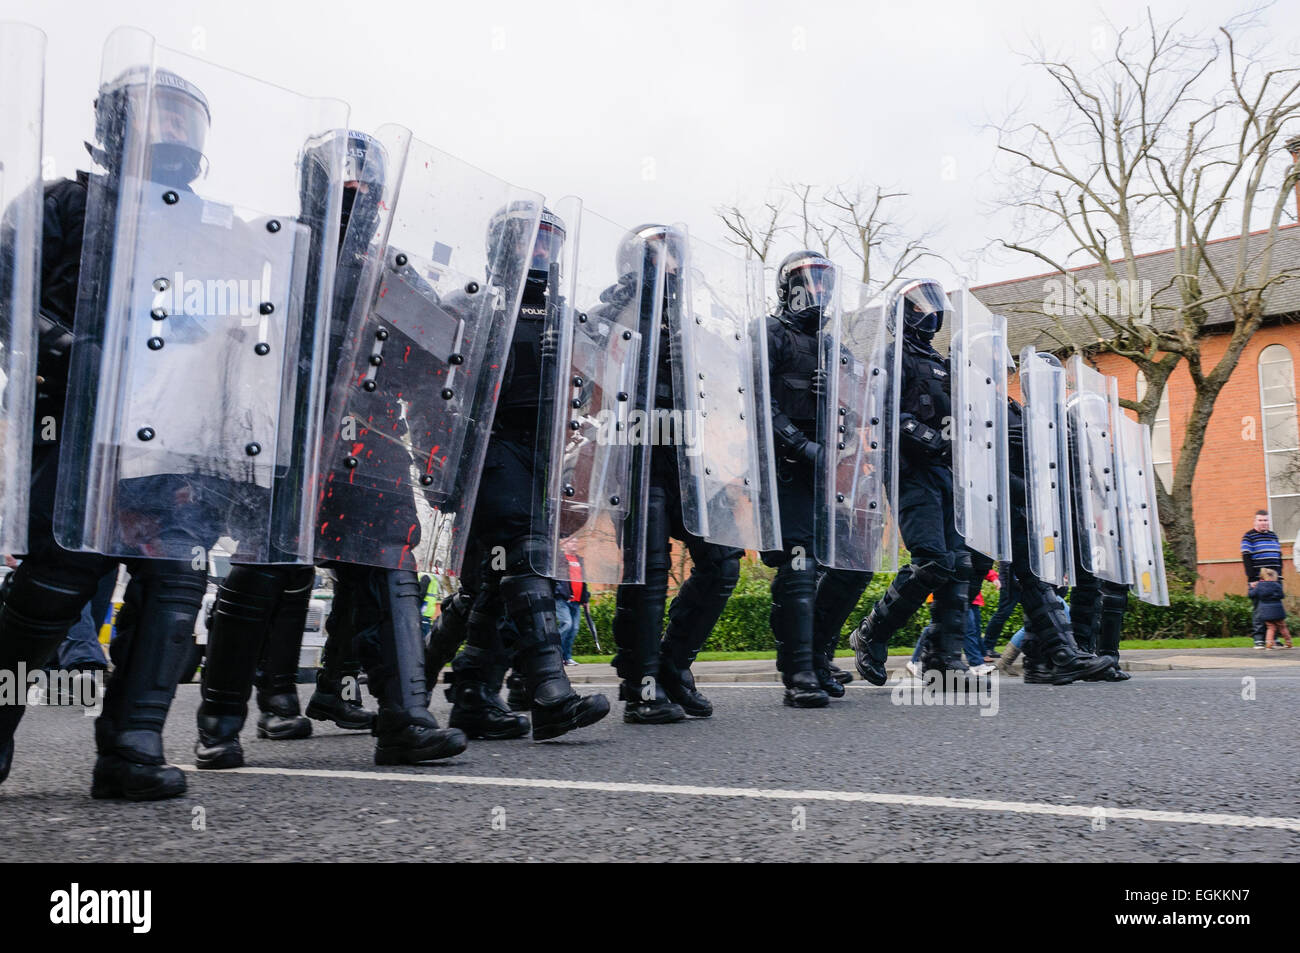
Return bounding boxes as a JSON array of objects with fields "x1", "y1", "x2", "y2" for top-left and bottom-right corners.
[{"x1": 1243, "y1": 510, "x2": 1284, "y2": 648}]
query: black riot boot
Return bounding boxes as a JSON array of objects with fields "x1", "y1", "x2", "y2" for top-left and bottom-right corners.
[
  {"x1": 814, "y1": 569, "x2": 870, "y2": 695},
  {"x1": 425, "y1": 590, "x2": 472, "y2": 687},
  {"x1": 93, "y1": 563, "x2": 203, "y2": 800},
  {"x1": 922, "y1": 575, "x2": 973, "y2": 687},
  {"x1": 1020, "y1": 629, "x2": 1054, "y2": 684},
  {"x1": 367, "y1": 570, "x2": 467, "y2": 764},
  {"x1": 306, "y1": 582, "x2": 375, "y2": 731},
  {"x1": 0, "y1": 582, "x2": 89, "y2": 784},
  {"x1": 253, "y1": 571, "x2": 314, "y2": 740},
  {"x1": 851, "y1": 562, "x2": 941, "y2": 685},
  {"x1": 505, "y1": 671, "x2": 529, "y2": 711},
  {"x1": 503, "y1": 569, "x2": 609, "y2": 741},
  {"x1": 658, "y1": 546, "x2": 740, "y2": 716},
  {"x1": 447, "y1": 603, "x2": 530, "y2": 740},
  {"x1": 1069, "y1": 575, "x2": 1102, "y2": 655},
  {"x1": 1085, "y1": 583, "x2": 1131, "y2": 682},
  {"x1": 773, "y1": 563, "x2": 830, "y2": 708},
  {"x1": 195, "y1": 566, "x2": 286, "y2": 769},
  {"x1": 1021, "y1": 582, "x2": 1115, "y2": 685}
]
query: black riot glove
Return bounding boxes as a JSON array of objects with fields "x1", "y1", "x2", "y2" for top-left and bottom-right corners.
[
  {"x1": 899, "y1": 413, "x2": 949, "y2": 459},
  {"x1": 798, "y1": 439, "x2": 823, "y2": 468}
]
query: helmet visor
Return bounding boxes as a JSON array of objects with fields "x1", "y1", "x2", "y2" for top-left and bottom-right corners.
[
  {"x1": 147, "y1": 85, "x2": 208, "y2": 154},
  {"x1": 786, "y1": 262, "x2": 836, "y2": 314},
  {"x1": 530, "y1": 220, "x2": 565, "y2": 273},
  {"x1": 902, "y1": 282, "x2": 951, "y2": 333}
]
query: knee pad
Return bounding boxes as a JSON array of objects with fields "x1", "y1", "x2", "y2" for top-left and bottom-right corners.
[{"x1": 692, "y1": 544, "x2": 742, "y2": 590}]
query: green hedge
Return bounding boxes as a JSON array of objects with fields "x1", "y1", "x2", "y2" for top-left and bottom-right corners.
[{"x1": 572, "y1": 558, "x2": 1268, "y2": 655}]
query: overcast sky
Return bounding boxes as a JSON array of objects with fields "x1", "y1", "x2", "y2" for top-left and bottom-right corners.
[{"x1": 6, "y1": 0, "x2": 1299, "y2": 288}]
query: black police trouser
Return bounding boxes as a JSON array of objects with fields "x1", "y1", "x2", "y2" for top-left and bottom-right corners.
[
  {"x1": 452, "y1": 434, "x2": 569, "y2": 702},
  {"x1": 864, "y1": 464, "x2": 968, "y2": 665},
  {"x1": 763, "y1": 458, "x2": 871, "y2": 675},
  {"x1": 613, "y1": 442, "x2": 742, "y2": 683},
  {"x1": 1, "y1": 445, "x2": 204, "y2": 752},
  {"x1": 1006, "y1": 470, "x2": 1079, "y2": 658}
]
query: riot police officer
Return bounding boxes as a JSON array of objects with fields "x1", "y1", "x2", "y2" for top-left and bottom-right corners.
[
  {"x1": 850, "y1": 279, "x2": 972, "y2": 683},
  {"x1": 606, "y1": 225, "x2": 743, "y2": 723},
  {"x1": 0, "y1": 68, "x2": 215, "y2": 798},
  {"x1": 194, "y1": 130, "x2": 466, "y2": 769},
  {"x1": 763, "y1": 251, "x2": 872, "y2": 706},
  {"x1": 445, "y1": 208, "x2": 611, "y2": 741}
]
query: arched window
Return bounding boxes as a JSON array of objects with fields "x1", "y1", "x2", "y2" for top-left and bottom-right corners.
[
  {"x1": 1135, "y1": 373, "x2": 1173, "y2": 491},
  {"x1": 1259, "y1": 344, "x2": 1300, "y2": 543}
]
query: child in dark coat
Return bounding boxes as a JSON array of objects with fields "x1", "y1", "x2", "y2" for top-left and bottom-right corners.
[{"x1": 1254, "y1": 568, "x2": 1293, "y2": 649}]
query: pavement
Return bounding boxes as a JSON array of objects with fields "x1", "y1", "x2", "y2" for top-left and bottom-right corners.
[
  {"x1": 2, "y1": 647, "x2": 1298, "y2": 862},
  {"x1": 565, "y1": 645, "x2": 1300, "y2": 682}
]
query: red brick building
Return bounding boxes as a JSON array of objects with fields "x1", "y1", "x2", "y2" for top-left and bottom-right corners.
[{"x1": 972, "y1": 223, "x2": 1300, "y2": 596}]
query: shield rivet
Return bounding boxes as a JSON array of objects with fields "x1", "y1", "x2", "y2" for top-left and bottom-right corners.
[
  {"x1": 441, "y1": 388, "x2": 454, "y2": 400},
  {"x1": 870, "y1": 441, "x2": 878, "y2": 449},
  {"x1": 838, "y1": 442, "x2": 846, "y2": 450},
  {"x1": 420, "y1": 474, "x2": 434, "y2": 486},
  {"x1": 579, "y1": 313, "x2": 588, "y2": 323},
  {"x1": 162, "y1": 191, "x2": 179, "y2": 205},
  {"x1": 245, "y1": 442, "x2": 262, "y2": 456},
  {"x1": 623, "y1": 330, "x2": 632, "y2": 340},
  {"x1": 345, "y1": 456, "x2": 358, "y2": 468},
  {"x1": 986, "y1": 494, "x2": 993, "y2": 502},
  {"x1": 744, "y1": 478, "x2": 751, "y2": 486},
  {"x1": 564, "y1": 485, "x2": 576, "y2": 497},
  {"x1": 465, "y1": 281, "x2": 479, "y2": 294},
  {"x1": 837, "y1": 493, "x2": 846, "y2": 503},
  {"x1": 369, "y1": 354, "x2": 383, "y2": 367},
  {"x1": 150, "y1": 307, "x2": 167, "y2": 320},
  {"x1": 573, "y1": 376, "x2": 584, "y2": 387},
  {"x1": 841, "y1": 356, "x2": 848, "y2": 365},
  {"x1": 375, "y1": 328, "x2": 389, "y2": 341},
  {"x1": 609, "y1": 496, "x2": 620, "y2": 506},
  {"x1": 869, "y1": 501, "x2": 877, "y2": 509},
  {"x1": 571, "y1": 398, "x2": 582, "y2": 408},
  {"x1": 449, "y1": 353, "x2": 464, "y2": 365},
  {"x1": 255, "y1": 342, "x2": 271, "y2": 356},
  {"x1": 137, "y1": 427, "x2": 155, "y2": 441},
  {"x1": 152, "y1": 277, "x2": 169, "y2": 292},
  {"x1": 147, "y1": 336, "x2": 164, "y2": 350},
  {"x1": 704, "y1": 467, "x2": 712, "y2": 475},
  {"x1": 266, "y1": 220, "x2": 281, "y2": 233},
  {"x1": 259, "y1": 302, "x2": 274, "y2": 315},
  {"x1": 739, "y1": 412, "x2": 745, "y2": 420},
  {"x1": 569, "y1": 420, "x2": 581, "y2": 431},
  {"x1": 363, "y1": 380, "x2": 377, "y2": 392},
  {"x1": 617, "y1": 392, "x2": 628, "y2": 402},
  {"x1": 870, "y1": 417, "x2": 879, "y2": 425},
  {"x1": 395, "y1": 254, "x2": 408, "y2": 267}
]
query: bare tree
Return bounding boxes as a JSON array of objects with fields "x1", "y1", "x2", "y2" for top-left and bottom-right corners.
[
  {"x1": 993, "y1": 10, "x2": 1300, "y2": 577},
  {"x1": 717, "y1": 182, "x2": 940, "y2": 293},
  {"x1": 824, "y1": 184, "x2": 940, "y2": 287},
  {"x1": 716, "y1": 196, "x2": 788, "y2": 264}
]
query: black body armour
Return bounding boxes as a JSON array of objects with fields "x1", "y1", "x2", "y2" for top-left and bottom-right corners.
[
  {"x1": 768, "y1": 310, "x2": 820, "y2": 439},
  {"x1": 898, "y1": 335, "x2": 952, "y2": 466},
  {"x1": 494, "y1": 285, "x2": 547, "y2": 435}
]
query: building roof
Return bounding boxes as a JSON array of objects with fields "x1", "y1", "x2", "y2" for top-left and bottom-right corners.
[{"x1": 960, "y1": 224, "x2": 1300, "y2": 355}]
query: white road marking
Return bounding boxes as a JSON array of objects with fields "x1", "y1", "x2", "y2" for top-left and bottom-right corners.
[{"x1": 177, "y1": 765, "x2": 1300, "y2": 833}]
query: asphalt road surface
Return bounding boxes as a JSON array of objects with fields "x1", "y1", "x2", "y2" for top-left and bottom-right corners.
[{"x1": 2, "y1": 669, "x2": 1297, "y2": 862}]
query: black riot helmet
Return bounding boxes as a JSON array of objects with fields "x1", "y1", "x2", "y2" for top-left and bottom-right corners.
[
  {"x1": 485, "y1": 201, "x2": 564, "y2": 295},
  {"x1": 776, "y1": 249, "x2": 835, "y2": 325},
  {"x1": 299, "y1": 129, "x2": 387, "y2": 255},
  {"x1": 888, "y1": 278, "x2": 952, "y2": 341},
  {"x1": 616, "y1": 223, "x2": 684, "y2": 278},
  {"x1": 91, "y1": 65, "x2": 211, "y2": 188},
  {"x1": 297, "y1": 129, "x2": 387, "y2": 262}
]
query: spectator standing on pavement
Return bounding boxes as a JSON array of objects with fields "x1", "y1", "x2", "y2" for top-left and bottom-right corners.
[
  {"x1": 982, "y1": 559, "x2": 1019, "y2": 659},
  {"x1": 1253, "y1": 568, "x2": 1293, "y2": 649},
  {"x1": 1242, "y1": 510, "x2": 1284, "y2": 648},
  {"x1": 555, "y1": 549, "x2": 588, "y2": 666}
]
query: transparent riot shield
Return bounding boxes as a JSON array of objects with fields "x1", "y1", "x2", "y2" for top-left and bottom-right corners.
[
  {"x1": 1019, "y1": 348, "x2": 1074, "y2": 586},
  {"x1": 0, "y1": 23, "x2": 45, "y2": 554},
  {"x1": 531, "y1": 200, "x2": 658, "y2": 585},
  {"x1": 1115, "y1": 413, "x2": 1168, "y2": 604},
  {"x1": 951, "y1": 287, "x2": 1011, "y2": 560},
  {"x1": 313, "y1": 124, "x2": 542, "y2": 575},
  {"x1": 668, "y1": 228, "x2": 781, "y2": 552},
  {"x1": 814, "y1": 279, "x2": 900, "y2": 571},
  {"x1": 54, "y1": 27, "x2": 348, "y2": 563},
  {"x1": 1066, "y1": 356, "x2": 1128, "y2": 583}
]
